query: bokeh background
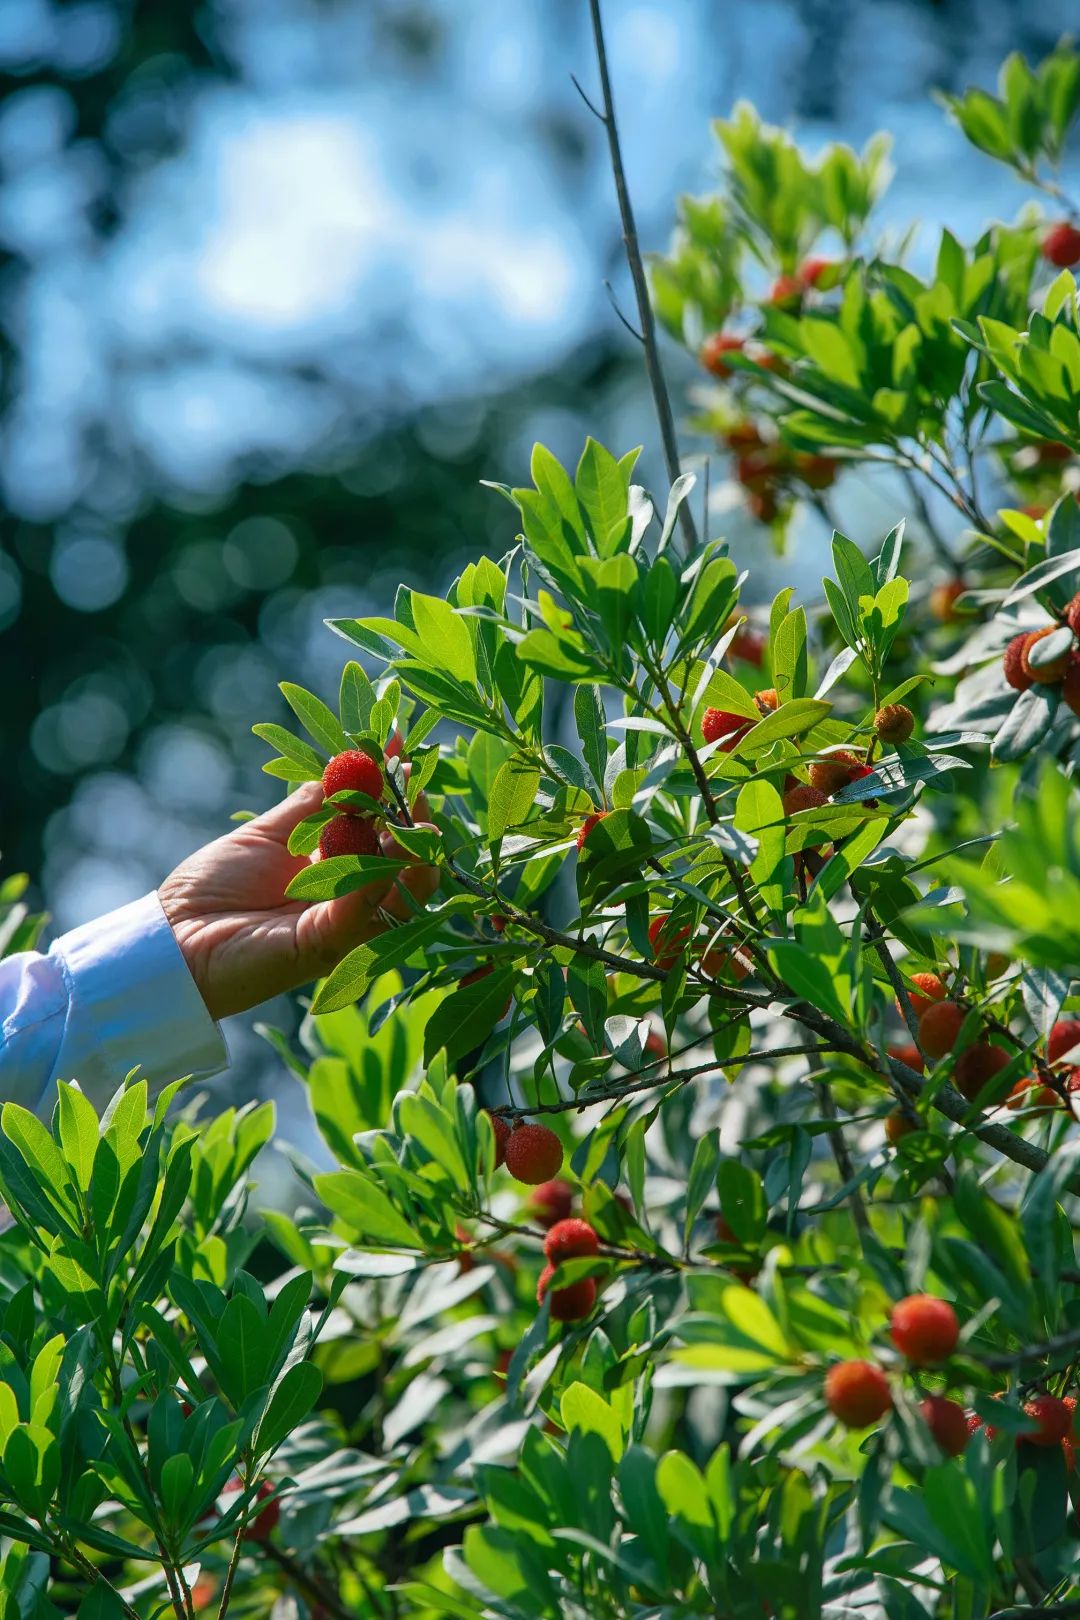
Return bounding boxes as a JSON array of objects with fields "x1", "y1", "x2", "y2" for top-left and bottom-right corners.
[{"x1": 2, "y1": 0, "x2": 1077, "y2": 1146}]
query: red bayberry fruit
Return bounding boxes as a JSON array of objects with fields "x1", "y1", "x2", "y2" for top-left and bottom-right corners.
[
  {"x1": 954, "y1": 1042, "x2": 1010, "y2": 1102},
  {"x1": 1064, "y1": 658, "x2": 1080, "y2": 718},
  {"x1": 1066, "y1": 592, "x2": 1080, "y2": 638},
  {"x1": 1042, "y1": 221, "x2": 1080, "y2": 267},
  {"x1": 1049, "y1": 1020, "x2": 1080, "y2": 1065},
  {"x1": 544, "y1": 1218, "x2": 599, "y2": 1264},
  {"x1": 747, "y1": 488, "x2": 779, "y2": 523},
  {"x1": 322, "y1": 749, "x2": 383, "y2": 806},
  {"x1": 1021, "y1": 1394, "x2": 1074, "y2": 1446},
  {"x1": 901, "y1": 971, "x2": 948, "y2": 1020},
  {"x1": 700, "y1": 331, "x2": 744, "y2": 377},
  {"x1": 754, "y1": 687, "x2": 779, "y2": 715},
  {"x1": 918, "y1": 1000, "x2": 966, "y2": 1059},
  {"x1": 887, "y1": 1043, "x2": 924, "y2": 1074},
  {"x1": 929, "y1": 580, "x2": 966, "y2": 622},
  {"x1": 536, "y1": 1266, "x2": 597, "y2": 1322},
  {"x1": 505, "y1": 1123, "x2": 563, "y2": 1185},
  {"x1": 191, "y1": 1579, "x2": 217, "y2": 1614},
  {"x1": 318, "y1": 814, "x2": 380, "y2": 860},
  {"x1": 874, "y1": 703, "x2": 915, "y2": 742},
  {"x1": 884, "y1": 1108, "x2": 917, "y2": 1144},
  {"x1": 808, "y1": 750, "x2": 865, "y2": 796},
  {"x1": 1003, "y1": 632, "x2": 1036, "y2": 692},
  {"x1": 824, "y1": 1360, "x2": 892, "y2": 1428},
  {"x1": 729, "y1": 628, "x2": 766, "y2": 665},
  {"x1": 1021, "y1": 624, "x2": 1071, "y2": 684},
  {"x1": 222, "y1": 1479, "x2": 279, "y2": 1543},
  {"x1": 768, "y1": 273, "x2": 803, "y2": 308},
  {"x1": 576, "y1": 811, "x2": 608, "y2": 850},
  {"x1": 799, "y1": 256, "x2": 836, "y2": 288},
  {"x1": 648, "y1": 913, "x2": 692, "y2": 971},
  {"x1": 794, "y1": 452, "x2": 839, "y2": 490},
  {"x1": 890, "y1": 1295, "x2": 959, "y2": 1365},
  {"x1": 921, "y1": 1395, "x2": 970, "y2": 1457},
  {"x1": 702, "y1": 707, "x2": 752, "y2": 752},
  {"x1": 528, "y1": 1180, "x2": 574, "y2": 1228},
  {"x1": 782, "y1": 784, "x2": 828, "y2": 816},
  {"x1": 484, "y1": 1111, "x2": 511, "y2": 1169},
  {"x1": 723, "y1": 422, "x2": 764, "y2": 451}
]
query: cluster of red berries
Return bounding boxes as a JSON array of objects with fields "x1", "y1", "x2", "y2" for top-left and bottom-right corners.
[
  {"x1": 1002, "y1": 592, "x2": 1080, "y2": 717},
  {"x1": 1006, "y1": 1017, "x2": 1080, "y2": 1115},
  {"x1": 318, "y1": 749, "x2": 386, "y2": 859},
  {"x1": 721, "y1": 423, "x2": 839, "y2": 523},
  {"x1": 645, "y1": 911, "x2": 751, "y2": 983},
  {"x1": 485, "y1": 1112, "x2": 564, "y2": 1184},
  {"x1": 1042, "y1": 220, "x2": 1080, "y2": 268},
  {"x1": 895, "y1": 970, "x2": 1015, "y2": 1103},
  {"x1": 537, "y1": 1217, "x2": 600, "y2": 1322}
]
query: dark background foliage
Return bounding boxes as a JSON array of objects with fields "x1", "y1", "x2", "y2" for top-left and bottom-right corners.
[{"x1": 0, "y1": 0, "x2": 1075, "y2": 1121}]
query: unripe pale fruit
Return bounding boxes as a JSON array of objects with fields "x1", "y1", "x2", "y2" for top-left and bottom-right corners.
[
  {"x1": 485, "y1": 1111, "x2": 511, "y2": 1168},
  {"x1": 886, "y1": 1043, "x2": 924, "y2": 1074},
  {"x1": 222, "y1": 1478, "x2": 279, "y2": 1542},
  {"x1": 1021, "y1": 1394, "x2": 1073, "y2": 1446},
  {"x1": 808, "y1": 750, "x2": 871, "y2": 796},
  {"x1": 322, "y1": 749, "x2": 384, "y2": 805},
  {"x1": 754, "y1": 687, "x2": 779, "y2": 715},
  {"x1": 884, "y1": 1108, "x2": 917, "y2": 1144},
  {"x1": 543, "y1": 1218, "x2": 599, "y2": 1264},
  {"x1": 921, "y1": 1394, "x2": 970, "y2": 1457},
  {"x1": 824, "y1": 1360, "x2": 892, "y2": 1428},
  {"x1": 576, "y1": 811, "x2": 608, "y2": 850},
  {"x1": 702, "y1": 707, "x2": 751, "y2": 748},
  {"x1": 874, "y1": 703, "x2": 915, "y2": 742},
  {"x1": 929, "y1": 580, "x2": 965, "y2": 623},
  {"x1": 1020, "y1": 625, "x2": 1070, "y2": 684},
  {"x1": 700, "y1": 331, "x2": 744, "y2": 377},
  {"x1": 783, "y1": 784, "x2": 828, "y2": 816},
  {"x1": 901, "y1": 970, "x2": 948, "y2": 1020},
  {"x1": 1065, "y1": 659, "x2": 1080, "y2": 718},
  {"x1": 648, "y1": 913, "x2": 692, "y2": 971},
  {"x1": 1042, "y1": 220, "x2": 1080, "y2": 268},
  {"x1": 505, "y1": 1123, "x2": 563, "y2": 1185},
  {"x1": 917, "y1": 1000, "x2": 966, "y2": 1058},
  {"x1": 1003, "y1": 632, "x2": 1036, "y2": 692},
  {"x1": 528, "y1": 1179, "x2": 573, "y2": 1228},
  {"x1": 1049, "y1": 1019, "x2": 1080, "y2": 1066},
  {"x1": 890, "y1": 1295, "x2": 959, "y2": 1364},
  {"x1": 954, "y1": 1042, "x2": 1010, "y2": 1102},
  {"x1": 537, "y1": 1265, "x2": 597, "y2": 1321},
  {"x1": 318, "y1": 814, "x2": 380, "y2": 860}
]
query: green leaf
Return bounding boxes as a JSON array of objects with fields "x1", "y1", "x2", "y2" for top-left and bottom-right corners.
[
  {"x1": 255, "y1": 1362, "x2": 323, "y2": 1456},
  {"x1": 422, "y1": 969, "x2": 515, "y2": 1067},
  {"x1": 252, "y1": 723, "x2": 325, "y2": 776},
  {"x1": 56, "y1": 1084, "x2": 99, "y2": 1193},
  {"x1": 487, "y1": 756, "x2": 541, "y2": 843},
  {"x1": 574, "y1": 685, "x2": 608, "y2": 797},
  {"x1": 279, "y1": 682, "x2": 349, "y2": 755},
  {"x1": 312, "y1": 1170, "x2": 423, "y2": 1249},
  {"x1": 411, "y1": 593, "x2": 478, "y2": 683},
  {"x1": 575, "y1": 437, "x2": 631, "y2": 555},
  {"x1": 560, "y1": 1382, "x2": 626, "y2": 1460}
]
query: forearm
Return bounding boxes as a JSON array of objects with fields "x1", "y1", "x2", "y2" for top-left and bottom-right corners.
[{"x1": 0, "y1": 892, "x2": 228, "y2": 1117}]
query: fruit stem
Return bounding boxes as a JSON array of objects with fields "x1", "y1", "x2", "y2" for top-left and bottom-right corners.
[{"x1": 584, "y1": 0, "x2": 699, "y2": 555}]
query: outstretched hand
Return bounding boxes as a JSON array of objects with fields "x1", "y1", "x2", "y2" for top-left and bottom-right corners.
[{"x1": 159, "y1": 778, "x2": 439, "y2": 1021}]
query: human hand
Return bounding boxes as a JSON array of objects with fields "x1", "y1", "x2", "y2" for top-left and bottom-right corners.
[{"x1": 159, "y1": 777, "x2": 439, "y2": 1022}]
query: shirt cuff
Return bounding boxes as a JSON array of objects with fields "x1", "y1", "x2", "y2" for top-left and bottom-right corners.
[{"x1": 54, "y1": 892, "x2": 228, "y2": 1103}]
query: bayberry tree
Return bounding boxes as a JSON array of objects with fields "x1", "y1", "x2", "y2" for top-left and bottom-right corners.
[{"x1": 5, "y1": 20, "x2": 1080, "y2": 1620}]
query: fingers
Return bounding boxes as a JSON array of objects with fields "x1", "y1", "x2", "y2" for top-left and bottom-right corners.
[{"x1": 248, "y1": 780, "x2": 325, "y2": 843}]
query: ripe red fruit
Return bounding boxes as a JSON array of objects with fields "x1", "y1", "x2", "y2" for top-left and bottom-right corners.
[
  {"x1": 890, "y1": 1295, "x2": 959, "y2": 1365},
  {"x1": 528, "y1": 1179, "x2": 574, "y2": 1228},
  {"x1": 754, "y1": 687, "x2": 779, "y2": 715},
  {"x1": 1021, "y1": 624, "x2": 1070, "y2": 684},
  {"x1": 484, "y1": 1111, "x2": 511, "y2": 1168},
  {"x1": 782, "y1": 784, "x2": 828, "y2": 816},
  {"x1": 824, "y1": 1360, "x2": 892, "y2": 1428},
  {"x1": 886, "y1": 1043, "x2": 924, "y2": 1074},
  {"x1": 747, "y1": 488, "x2": 779, "y2": 523},
  {"x1": 702, "y1": 707, "x2": 751, "y2": 748},
  {"x1": 648, "y1": 914, "x2": 692, "y2": 971},
  {"x1": 735, "y1": 449, "x2": 775, "y2": 491},
  {"x1": 799, "y1": 256, "x2": 836, "y2": 288},
  {"x1": 794, "y1": 453, "x2": 839, "y2": 490},
  {"x1": 222, "y1": 1479, "x2": 279, "y2": 1542},
  {"x1": 504, "y1": 1123, "x2": 563, "y2": 1185},
  {"x1": 901, "y1": 971, "x2": 948, "y2": 1020},
  {"x1": 954, "y1": 1042, "x2": 1010, "y2": 1102},
  {"x1": 769, "y1": 273, "x2": 803, "y2": 308},
  {"x1": 1064, "y1": 658, "x2": 1080, "y2": 718},
  {"x1": 1049, "y1": 1019, "x2": 1080, "y2": 1066},
  {"x1": 191, "y1": 1579, "x2": 217, "y2": 1614},
  {"x1": 536, "y1": 1266, "x2": 597, "y2": 1322},
  {"x1": 884, "y1": 1108, "x2": 917, "y2": 1144},
  {"x1": 808, "y1": 750, "x2": 865, "y2": 796},
  {"x1": 920, "y1": 1395, "x2": 970, "y2": 1458},
  {"x1": 728, "y1": 628, "x2": 766, "y2": 665},
  {"x1": 322, "y1": 749, "x2": 384, "y2": 805},
  {"x1": 701, "y1": 944, "x2": 751, "y2": 982},
  {"x1": 723, "y1": 422, "x2": 764, "y2": 452},
  {"x1": 1003, "y1": 632, "x2": 1036, "y2": 692},
  {"x1": 1021, "y1": 1394, "x2": 1074, "y2": 1446},
  {"x1": 700, "y1": 331, "x2": 744, "y2": 378},
  {"x1": 576, "y1": 811, "x2": 608, "y2": 850},
  {"x1": 543, "y1": 1218, "x2": 599, "y2": 1264},
  {"x1": 1042, "y1": 220, "x2": 1080, "y2": 268},
  {"x1": 929, "y1": 580, "x2": 966, "y2": 622},
  {"x1": 1066, "y1": 592, "x2": 1080, "y2": 638},
  {"x1": 917, "y1": 1000, "x2": 966, "y2": 1059},
  {"x1": 318, "y1": 814, "x2": 380, "y2": 860},
  {"x1": 874, "y1": 703, "x2": 915, "y2": 742}
]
